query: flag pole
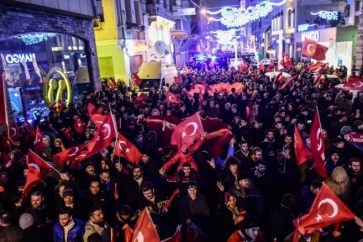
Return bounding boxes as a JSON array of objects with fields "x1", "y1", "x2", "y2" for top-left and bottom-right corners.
[{"x1": 29, "y1": 150, "x2": 63, "y2": 176}]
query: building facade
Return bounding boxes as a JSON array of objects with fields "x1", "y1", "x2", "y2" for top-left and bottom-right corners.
[{"x1": 0, "y1": 0, "x2": 101, "y2": 123}]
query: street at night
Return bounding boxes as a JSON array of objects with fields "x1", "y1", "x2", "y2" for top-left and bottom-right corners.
[{"x1": 0, "y1": 0, "x2": 363, "y2": 242}]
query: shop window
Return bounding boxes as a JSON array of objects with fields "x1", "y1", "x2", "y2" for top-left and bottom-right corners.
[{"x1": 0, "y1": 32, "x2": 91, "y2": 123}]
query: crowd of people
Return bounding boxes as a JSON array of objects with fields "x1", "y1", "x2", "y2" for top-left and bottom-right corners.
[{"x1": 0, "y1": 60, "x2": 363, "y2": 242}]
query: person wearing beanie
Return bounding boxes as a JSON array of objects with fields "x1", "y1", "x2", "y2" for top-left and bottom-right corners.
[
  {"x1": 0, "y1": 210, "x2": 23, "y2": 242},
  {"x1": 227, "y1": 216, "x2": 266, "y2": 242}
]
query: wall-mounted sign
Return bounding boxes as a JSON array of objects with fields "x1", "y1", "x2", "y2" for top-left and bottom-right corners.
[
  {"x1": 297, "y1": 24, "x2": 316, "y2": 32},
  {"x1": 174, "y1": 8, "x2": 196, "y2": 16},
  {"x1": 301, "y1": 30, "x2": 320, "y2": 42},
  {"x1": 5, "y1": 53, "x2": 35, "y2": 64},
  {"x1": 311, "y1": 10, "x2": 339, "y2": 21}
]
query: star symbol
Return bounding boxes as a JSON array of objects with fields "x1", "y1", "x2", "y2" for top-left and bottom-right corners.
[
  {"x1": 182, "y1": 132, "x2": 186, "y2": 137},
  {"x1": 315, "y1": 213, "x2": 323, "y2": 222},
  {"x1": 125, "y1": 148, "x2": 130, "y2": 153}
]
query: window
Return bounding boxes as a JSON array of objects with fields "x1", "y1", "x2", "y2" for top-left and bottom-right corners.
[{"x1": 288, "y1": 9, "x2": 292, "y2": 28}]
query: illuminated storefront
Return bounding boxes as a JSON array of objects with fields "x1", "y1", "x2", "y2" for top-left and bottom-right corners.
[
  {"x1": 295, "y1": 26, "x2": 358, "y2": 73},
  {"x1": 0, "y1": 32, "x2": 92, "y2": 123}
]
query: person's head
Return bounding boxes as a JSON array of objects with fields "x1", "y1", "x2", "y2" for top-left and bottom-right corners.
[
  {"x1": 99, "y1": 170, "x2": 110, "y2": 184},
  {"x1": 58, "y1": 207, "x2": 73, "y2": 227},
  {"x1": 19, "y1": 213, "x2": 34, "y2": 230},
  {"x1": 85, "y1": 162, "x2": 95, "y2": 176},
  {"x1": 252, "y1": 147, "x2": 263, "y2": 160},
  {"x1": 243, "y1": 217, "x2": 260, "y2": 240},
  {"x1": 62, "y1": 189, "x2": 74, "y2": 206},
  {"x1": 329, "y1": 151, "x2": 340, "y2": 164},
  {"x1": 266, "y1": 130, "x2": 275, "y2": 140},
  {"x1": 141, "y1": 154, "x2": 150, "y2": 164},
  {"x1": 141, "y1": 182, "x2": 155, "y2": 202},
  {"x1": 187, "y1": 181, "x2": 198, "y2": 200},
  {"x1": 224, "y1": 192, "x2": 237, "y2": 209},
  {"x1": 181, "y1": 162, "x2": 192, "y2": 177},
  {"x1": 89, "y1": 206, "x2": 105, "y2": 225},
  {"x1": 284, "y1": 134, "x2": 293, "y2": 145},
  {"x1": 280, "y1": 193, "x2": 296, "y2": 210},
  {"x1": 255, "y1": 160, "x2": 267, "y2": 175},
  {"x1": 30, "y1": 191, "x2": 44, "y2": 209},
  {"x1": 226, "y1": 157, "x2": 239, "y2": 174},
  {"x1": 240, "y1": 141, "x2": 249, "y2": 152},
  {"x1": 132, "y1": 165, "x2": 143, "y2": 180},
  {"x1": 348, "y1": 157, "x2": 361, "y2": 174},
  {"x1": 238, "y1": 174, "x2": 251, "y2": 190},
  {"x1": 89, "y1": 179, "x2": 100, "y2": 195},
  {"x1": 309, "y1": 179, "x2": 322, "y2": 195}
]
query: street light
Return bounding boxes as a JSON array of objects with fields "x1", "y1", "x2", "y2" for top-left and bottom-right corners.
[{"x1": 200, "y1": 8, "x2": 207, "y2": 15}]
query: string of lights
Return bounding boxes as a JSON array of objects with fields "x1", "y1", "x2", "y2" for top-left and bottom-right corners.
[{"x1": 16, "y1": 33, "x2": 56, "y2": 45}]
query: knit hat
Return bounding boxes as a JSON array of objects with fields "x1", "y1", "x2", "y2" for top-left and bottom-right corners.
[
  {"x1": 187, "y1": 180, "x2": 198, "y2": 189},
  {"x1": 63, "y1": 189, "x2": 74, "y2": 198},
  {"x1": 19, "y1": 213, "x2": 34, "y2": 230}
]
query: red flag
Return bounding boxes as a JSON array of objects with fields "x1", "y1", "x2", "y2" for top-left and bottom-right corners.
[
  {"x1": 86, "y1": 114, "x2": 116, "y2": 152},
  {"x1": 278, "y1": 73, "x2": 299, "y2": 90},
  {"x1": 175, "y1": 74, "x2": 183, "y2": 84},
  {"x1": 134, "y1": 93, "x2": 148, "y2": 106},
  {"x1": 52, "y1": 144, "x2": 85, "y2": 166},
  {"x1": 302, "y1": 38, "x2": 328, "y2": 61},
  {"x1": 259, "y1": 61, "x2": 265, "y2": 71},
  {"x1": 124, "y1": 226, "x2": 133, "y2": 242},
  {"x1": 74, "y1": 116, "x2": 85, "y2": 134},
  {"x1": 294, "y1": 126, "x2": 312, "y2": 165},
  {"x1": 23, "y1": 121, "x2": 35, "y2": 136},
  {"x1": 114, "y1": 182, "x2": 119, "y2": 200},
  {"x1": 131, "y1": 208, "x2": 160, "y2": 242},
  {"x1": 166, "y1": 92, "x2": 183, "y2": 104},
  {"x1": 23, "y1": 163, "x2": 41, "y2": 197},
  {"x1": 246, "y1": 104, "x2": 254, "y2": 123},
  {"x1": 171, "y1": 113, "x2": 204, "y2": 151},
  {"x1": 274, "y1": 72, "x2": 283, "y2": 84},
  {"x1": 132, "y1": 73, "x2": 142, "y2": 86},
  {"x1": 308, "y1": 62, "x2": 327, "y2": 72},
  {"x1": 87, "y1": 103, "x2": 97, "y2": 116},
  {"x1": 283, "y1": 54, "x2": 292, "y2": 69},
  {"x1": 310, "y1": 109, "x2": 328, "y2": 178},
  {"x1": 161, "y1": 225, "x2": 181, "y2": 242},
  {"x1": 108, "y1": 81, "x2": 116, "y2": 89},
  {"x1": 27, "y1": 149, "x2": 52, "y2": 177},
  {"x1": 336, "y1": 76, "x2": 363, "y2": 92},
  {"x1": 297, "y1": 183, "x2": 355, "y2": 235},
  {"x1": 189, "y1": 84, "x2": 206, "y2": 96},
  {"x1": 114, "y1": 133, "x2": 142, "y2": 164},
  {"x1": 0, "y1": 73, "x2": 6, "y2": 125},
  {"x1": 313, "y1": 68, "x2": 324, "y2": 85},
  {"x1": 8, "y1": 122, "x2": 19, "y2": 141},
  {"x1": 34, "y1": 126, "x2": 43, "y2": 144}
]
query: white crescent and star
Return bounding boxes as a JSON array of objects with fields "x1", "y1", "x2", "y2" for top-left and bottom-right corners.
[
  {"x1": 182, "y1": 122, "x2": 198, "y2": 137},
  {"x1": 316, "y1": 128, "x2": 323, "y2": 151},
  {"x1": 133, "y1": 231, "x2": 144, "y2": 242},
  {"x1": 11, "y1": 127, "x2": 17, "y2": 137},
  {"x1": 28, "y1": 163, "x2": 40, "y2": 172},
  {"x1": 67, "y1": 147, "x2": 79, "y2": 157},
  {"x1": 352, "y1": 81, "x2": 363, "y2": 88},
  {"x1": 307, "y1": 44, "x2": 315, "y2": 55},
  {"x1": 168, "y1": 94, "x2": 177, "y2": 102},
  {"x1": 95, "y1": 121, "x2": 111, "y2": 140},
  {"x1": 118, "y1": 140, "x2": 130, "y2": 153},
  {"x1": 315, "y1": 198, "x2": 339, "y2": 222}
]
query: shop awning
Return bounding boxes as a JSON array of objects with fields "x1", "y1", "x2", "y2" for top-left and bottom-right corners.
[{"x1": 138, "y1": 61, "x2": 161, "y2": 80}]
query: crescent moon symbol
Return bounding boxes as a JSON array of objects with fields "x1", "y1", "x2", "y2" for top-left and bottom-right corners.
[
  {"x1": 168, "y1": 94, "x2": 176, "y2": 102},
  {"x1": 353, "y1": 81, "x2": 363, "y2": 88},
  {"x1": 182, "y1": 122, "x2": 198, "y2": 137},
  {"x1": 67, "y1": 147, "x2": 79, "y2": 157},
  {"x1": 316, "y1": 128, "x2": 323, "y2": 151},
  {"x1": 318, "y1": 198, "x2": 338, "y2": 218},
  {"x1": 118, "y1": 140, "x2": 127, "y2": 152},
  {"x1": 11, "y1": 127, "x2": 17, "y2": 137},
  {"x1": 101, "y1": 124, "x2": 111, "y2": 139},
  {"x1": 28, "y1": 163, "x2": 40, "y2": 173},
  {"x1": 307, "y1": 44, "x2": 315, "y2": 55}
]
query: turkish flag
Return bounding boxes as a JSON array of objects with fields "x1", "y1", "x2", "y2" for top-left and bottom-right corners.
[
  {"x1": 0, "y1": 73, "x2": 6, "y2": 125},
  {"x1": 166, "y1": 92, "x2": 183, "y2": 104},
  {"x1": 34, "y1": 126, "x2": 43, "y2": 144},
  {"x1": 175, "y1": 75, "x2": 183, "y2": 84},
  {"x1": 189, "y1": 84, "x2": 205, "y2": 96},
  {"x1": 302, "y1": 38, "x2": 328, "y2": 61},
  {"x1": 87, "y1": 114, "x2": 116, "y2": 151},
  {"x1": 27, "y1": 150, "x2": 52, "y2": 177},
  {"x1": 259, "y1": 61, "x2": 265, "y2": 71},
  {"x1": 131, "y1": 208, "x2": 160, "y2": 242},
  {"x1": 230, "y1": 82, "x2": 244, "y2": 94},
  {"x1": 283, "y1": 54, "x2": 293, "y2": 69},
  {"x1": 171, "y1": 113, "x2": 204, "y2": 151},
  {"x1": 239, "y1": 62, "x2": 248, "y2": 73},
  {"x1": 308, "y1": 62, "x2": 327, "y2": 72},
  {"x1": 132, "y1": 73, "x2": 142, "y2": 86},
  {"x1": 278, "y1": 73, "x2": 299, "y2": 90},
  {"x1": 23, "y1": 121, "x2": 35, "y2": 136},
  {"x1": 294, "y1": 126, "x2": 312, "y2": 165},
  {"x1": 108, "y1": 81, "x2": 116, "y2": 89},
  {"x1": 134, "y1": 93, "x2": 148, "y2": 106},
  {"x1": 124, "y1": 226, "x2": 133, "y2": 242},
  {"x1": 87, "y1": 103, "x2": 97, "y2": 116},
  {"x1": 314, "y1": 68, "x2": 324, "y2": 85},
  {"x1": 23, "y1": 163, "x2": 41, "y2": 197},
  {"x1": 297, "y1": 183, "x2": 355, "y2": 235},
  {"x1": 8, "y1": 122, "x2": 20, "y2": 141},
  {"x1": 145, "y1": 118, "x2": 175, "y2": 146},
  {"x1": 310, "y1": 109, "x2": 328, "y2": 178},
  {"x1": 74, "y1": 116, "x2": 85, "y2": 134},
  {"x1": 161, "y1": 225, "x2": 181, "y2": 242},
  {"x1": 336, "y1": 76, "x2": 363, "y2": 92},
  {"x1": 113, "y1": 133, "x2": 142, "y2": 164},
  {"x1": 274, "y1": 72, "x2": 283, "y2": 84},
  {"x1": 52, "y1": 144, "x2": 85, "y2": 166}
]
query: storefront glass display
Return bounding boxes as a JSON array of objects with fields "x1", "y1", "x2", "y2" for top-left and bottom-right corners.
[{"x1": 0, "y1": 32, "x2": 92, "y2": 123}]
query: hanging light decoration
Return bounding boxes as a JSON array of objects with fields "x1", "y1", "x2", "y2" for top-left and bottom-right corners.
[
  {"x1": 204, "y1": 0, "x2": 287, "y2": 28},
  {"x1": 210, "y1": 29, "x2": 237, "y2": 45},
  {"x1": 16, "y1": 33, "x2": 56, "y2": 45}
]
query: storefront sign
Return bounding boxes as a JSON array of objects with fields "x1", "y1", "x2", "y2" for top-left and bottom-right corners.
[
  {"x1": 297, "y1": 24, "x2": 316, "y2": 32},
  {"x1": 301, "y1": 30, "x2": 320, "y2": 42},
  {"x1": 311, "y1": 10, "x2": 339, "y2": 21},
  {"x1": 5, "y1": 53, "x2": 35, "y2": 64},
  {"x1": 174, "y1": 8, "x2": 196, "y2": 16},
  {"x1": 43, "y1": 67, "x2": 72, "y2": 111}
]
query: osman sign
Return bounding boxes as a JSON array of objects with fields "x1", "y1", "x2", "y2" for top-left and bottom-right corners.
[{"x1": 5, "y1": 53, "x2": 35, "y2": 64}]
